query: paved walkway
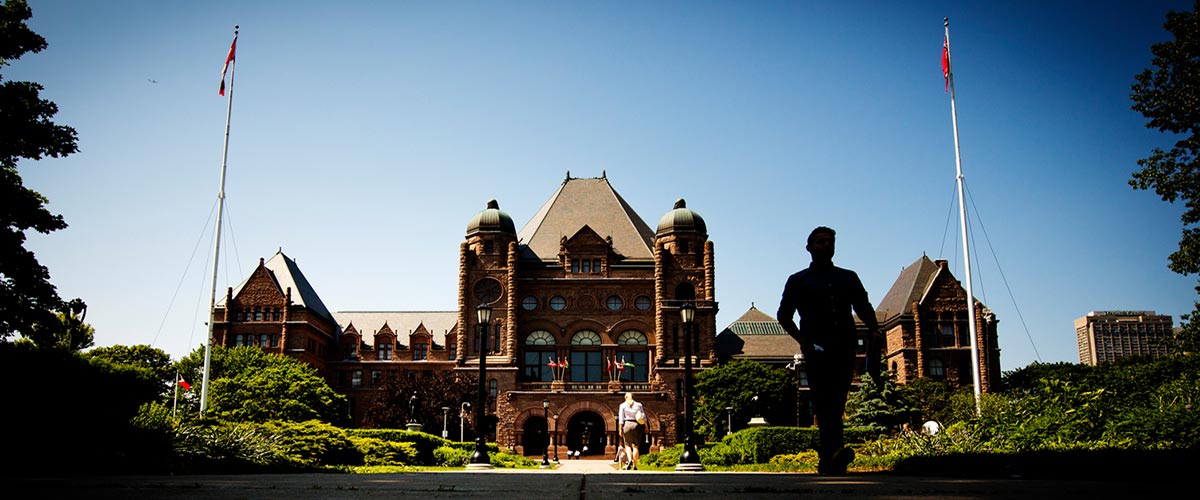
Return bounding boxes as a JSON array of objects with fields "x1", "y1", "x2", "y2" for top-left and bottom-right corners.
[{"x1": 10, "y1": 465, "x2": 1189, "y2": 499}]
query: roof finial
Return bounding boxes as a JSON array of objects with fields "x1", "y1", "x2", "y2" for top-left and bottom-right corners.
[
  {"x1": 674, "y1": 198, "x2": 686, "y2": 209},
  {"x1": 487, "y1": 199, "x2": 499, "y2": 210},
  {"x1": 602, "y1": 169, "x2": 606, "y2": 179}
]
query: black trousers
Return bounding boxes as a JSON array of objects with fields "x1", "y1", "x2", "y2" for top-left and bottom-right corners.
[{"x1": 804, "y1": 348, "x2": 855, "y2": 462}]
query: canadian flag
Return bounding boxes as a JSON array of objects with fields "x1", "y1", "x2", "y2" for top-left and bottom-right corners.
[
  {"x1": 219, "y1": 34, "x2": 237, "y2": 96},
  {"x1": 942, "y1": 35, "x2": 950, "y2": 92}
]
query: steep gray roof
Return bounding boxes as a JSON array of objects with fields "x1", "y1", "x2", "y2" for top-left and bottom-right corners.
[
  {"x1": 875, "y1": 255, "x2": 942, "y2": 323},
  {"x1": 333, "y1": 311, "x2": 458, "y2": 349},
  {"x1": 221, "y1": 250, "x2": 334, "y2": 324},
  {"x1": 517, "y1": 176, "x2": 656, "y2": 261}
]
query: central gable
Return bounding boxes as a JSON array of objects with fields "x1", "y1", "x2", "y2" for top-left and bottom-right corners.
[{"x1": 517, "y1": 176, "x2": 655, "y2": 262}]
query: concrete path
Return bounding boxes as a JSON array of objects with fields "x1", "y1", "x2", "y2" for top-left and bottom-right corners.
[{"x1": 10, "y1": 467, "x2": 1188, "y2": 499}]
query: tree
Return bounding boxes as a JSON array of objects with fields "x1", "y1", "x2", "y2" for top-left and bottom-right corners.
[
  {"x1": 694, "y1": 359, "x2": 797, "y2": 440},
  {"x1": 363, "y1": 369, "x2": 477, "y2": 430},
  {"x1": 176, "y1": 345, "x2": 349, "y2": 425},
  {"x1": 1130, "y1": 2, "x2": 1200, "y2": 351},
  {"x1": 86, "y1": 344, "x2": 174, "y2": 397},
  {"x1": 0, "y1": 0, "x2": 80, "y2": 339},
  {"x1": 845, "y1": 372, "x2": 919, "y2": 434}
]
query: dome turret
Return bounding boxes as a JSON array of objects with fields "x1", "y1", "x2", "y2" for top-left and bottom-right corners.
[
  {"x1": 656, "y1": 198, "x2": 707, "y2": 236},
  {"x1": 466, "y1": 199, "x2": 516, "y2": 236}
]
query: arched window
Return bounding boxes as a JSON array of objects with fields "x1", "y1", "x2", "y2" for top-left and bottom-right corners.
[
  {"x1": 488, "y1": 378, "x2": 498, "y2": 398},
  {"x1": 616, "y1": 330, "x2": 649, "y2": 382},
  {"x1": 259, "y1": 334, "x2": 268, "y2": 347},
  {"x1": 234, "y1": 334, "x2": 244, "y2": 346},
  {"x1": 523, "y1": 330, "x2": 555, "y2": 382},
  {"x1": 493, "y1": 324, "x2": 502, "y2": 354},
  {"x1": 570, "y1": 330, "x2": 602, "y2": 382}
]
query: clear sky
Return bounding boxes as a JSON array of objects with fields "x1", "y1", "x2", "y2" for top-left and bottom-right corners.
[{"x1": 13, "y1": 0, "x2": 1197, "y2": 371}]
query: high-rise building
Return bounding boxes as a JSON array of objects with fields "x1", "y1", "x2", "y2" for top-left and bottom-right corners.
[{"x1": 1075, "y1": 311, "x2": 1173, "y2": 365}]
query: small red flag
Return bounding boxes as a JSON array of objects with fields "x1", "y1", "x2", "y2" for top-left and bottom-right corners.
[
  {"x1": 178, "y1": 379, "x2": 192, "y2": 391},
  {"x1": 219, "y1": 34, "x2": 237, "y2": 96},
  {"x1": 942, "y1": 36, "x2": 950, "y2": 92}
]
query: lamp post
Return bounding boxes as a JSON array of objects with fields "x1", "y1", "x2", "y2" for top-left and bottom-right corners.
[
  {"x1": 552, "y1": 413, "x2": 560, "y2": 462},
  {"x1": 442, "y1": 406, "x2": 450, "y2": 439},
  {"x1": 676, "y1": 302, "x2": 704, "y2": 471},
  {"x1": 540, "y1": 399, "x2": 551, "y2": 468},
  {"x1": 460, "y1": 402, "x2": 471, "y2": 442},
  {"x1": 468, "y1": 304, "x2": 493, "y2": 469},
  {"x1": 725, "y1": 406, "x2": 733, "y2": 436}
]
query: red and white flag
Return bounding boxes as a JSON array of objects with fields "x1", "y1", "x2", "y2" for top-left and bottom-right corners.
[
  {"x1": 219, "y1": 34, "x2": 237, "y2": 96},
  {"x1": 178, "y1": 378, "x2": 192, "y2": 391},
  {"x1": 942, "y1": 35, "x2": 950, "y2": 92}
]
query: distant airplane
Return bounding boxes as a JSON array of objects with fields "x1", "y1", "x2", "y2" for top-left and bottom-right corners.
[{"x1": 147, "y1": 78, "x2": 159, "y2": 84}]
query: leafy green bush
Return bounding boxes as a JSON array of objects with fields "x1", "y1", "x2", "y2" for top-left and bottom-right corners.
[
  {"x1": 698, "y1": 441, "x2": 740, "y2": 466},
  {"x1": 490, "y1": 450, "x2": 537, "y2": 468},
  {"x1": 640, "y1": 444, "x2": 684, "y2": 467},
  {"x1": 350, "y1": 436, "x2": 417, "y2": 465},
  {"x1": 433, "y1": 445, "x2": 470, "y2": 466},
  {"x1": 173, "y1": 420, "x2": 296, "y2": 473},
  {"x1": 261, "y1": 420, "x2": 362, "y2": 466},
  {"x1": 722, "y1": 426, "x2": 815, "y2": 464},
  {"x1": 768, "y1": 450, "x2": 818, "y2": 471}
]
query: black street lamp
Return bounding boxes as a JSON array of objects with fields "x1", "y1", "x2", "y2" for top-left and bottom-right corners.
[
  {"x1": 552, "y1": 413, "x2": 560, "y2": 462},
  {"x1": 442, "y1": 406, "x2": 451, "y2": 439},
  {"x1": 468, "y1": 303, "x2": 493, "y2": 469},
  {"x1": 725, "y1": 406, "x2": 734, "y2": 436},
  {"x1": 540, "y1": 399, "x2": 551, "y2": 468},
  {"x1": 676, "y1": 302, "x2": 704, "y2": 471}
]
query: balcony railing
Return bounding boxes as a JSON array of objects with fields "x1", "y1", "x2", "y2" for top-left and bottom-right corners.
[{"x1": 518, "y1": 382, "x2": 652, "y2": 392}]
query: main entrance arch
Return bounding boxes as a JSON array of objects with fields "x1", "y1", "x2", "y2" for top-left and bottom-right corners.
[
  {"x1": 565, "y1": 411, "x2": 607, "y2": 457},
  {"x1": 521, "y1": 416, "x2": 549, "y2": 457}
]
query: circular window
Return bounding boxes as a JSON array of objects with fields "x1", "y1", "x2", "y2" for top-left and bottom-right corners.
[
  {"x1": 550, "y1": 296, "x2": 567, "y2": 311},
  {"x1": 635, "y1": 296, "x2": 652, "y2": 311},
  {"x1": 521, "y1": 296, "x2": 538, "y2": 311},
  {"x1": 606, "y1": 295, "x2": 624, "y2": 311},
  {"x1": 473, "y1": 278, "x2": 502, "y2": 304}
]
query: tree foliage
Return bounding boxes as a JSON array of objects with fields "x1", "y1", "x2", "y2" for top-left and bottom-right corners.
[
  {"x1": 0, "y1": 0, "x2": 80, "y2": 339},
  {"x1": 362, "y1": 368, "x2": 478, "y2": 430},
  {"x1": 176, "y1": 345, "x2": 349, "y2": 425},
  {"x1": 694, "y1": 359, "x2": 797, "y2": 440},
  {"x1": 846, "y1": 372, "x2": 919, "y2": 433},
  {"x1": 86, "y1": 343, "x2": 174, "y2": 397},
  {"x1": 1130, "y1": 2, "x2": 1200, "y2": 350}
]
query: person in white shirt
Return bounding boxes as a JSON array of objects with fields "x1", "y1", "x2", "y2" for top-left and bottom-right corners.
[{"x1": 618, "y1": 392, "x2": 645, "y2": 470}]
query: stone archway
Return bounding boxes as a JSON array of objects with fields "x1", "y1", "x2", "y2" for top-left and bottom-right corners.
[
  {"x1": 565, "y1": 411, "x2": 607, "y2": 457},
  {"x1": 521, "y1": 415, "x2": 549, "y2": 457}
]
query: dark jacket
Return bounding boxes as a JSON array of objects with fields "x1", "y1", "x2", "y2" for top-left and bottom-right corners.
[{"x1": 777, "y1": 261, "x2": 879, "y2": 356}]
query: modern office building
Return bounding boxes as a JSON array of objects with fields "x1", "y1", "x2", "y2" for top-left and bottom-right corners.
[{"x1": 1075, "y1": 310, "x2": 1173, "y2": 365}]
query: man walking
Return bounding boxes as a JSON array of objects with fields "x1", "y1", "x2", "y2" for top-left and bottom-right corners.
[{"x1": 777, "y1": 226, "x2": 880, "y2": 475}]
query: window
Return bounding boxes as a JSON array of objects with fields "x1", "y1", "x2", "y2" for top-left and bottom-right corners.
[
  {"x1": 351, "y1": 370, "x2": 363, "y2": 388},
  {"x1": 571, "y1": 261, "x2": 580, "y2": 273},
  {"x1": 259, "y1": 334, "x2": 269, "y2": 347},
  {"x1": 571, "y1": 330, "x2": 602, "y2": 345},
  {"x1": 245, "y1": 335, "x2": 256, "y2": 347},
  {"x1": 371, "y1": 370, "x2": 382, "y2": 387},
  {"x1": 270, "y1": 334, "x2": 280, "y2": 348},
  {"x1": 928, "y1": 358, "x2": 945, "y2": 377},
  {"x1": 379, "y1": 342, "x2": 393, "y2": 360},
  {"x1": 570, "y1": 351, "x2": 602, "y2": 382},
  {"x1": 413, "y1": 342, "x2": 428, "y2": 360},
  {"x1": 617, "y1": 330, "x2": 647, "y2": 345},
  {"x1": 679, "y1": 239, "x2": 689, "y2": 253},
  {"x1": 524, "y1": 351, "x2": 554, "y2": 382},
  {"x1": 581, "y1": 259, "x2": 591, "y2": 273},
  {"x1": 254, "y1": 309, "x2": 263, "y2": 321},
  {"x1": 799, "y1": 370, "x2": 809, "y2": 386},
  {"x1": 484, "y1": 240, "x2": 494, "y2": 253},
  {"x1": 522, "y1": 296, "x2": 538, "y2": 310},
  {"x1": 592, "y1": 259, "x2": 601, "y2": 273},
  {"x1": 606, "y1": 296, "x2": 624, "y2": 311},
  {"x1": 272, "y1": 309, "x2": 281, "y2": 321},
  {"x1": 449, "y1": 343, "x2": 457, "y2": 360},
  {"x1": 489, "y1": 378, "x2": 498, "y2": 398},
  {"x1": 940, "y1": 323, "x2": 955, "y2": 347},
  {"x1": 635, "y1": 296, "x2": 652, "y2": 311},
  {"x1": 616, "y1": 351, "x2": 649, "y2": 382},
  {"x1": 234, "y1": 334, "x2": 244, "y2": 346},
  {"x1": 550, "y1": 296, "x2": 566, "y2": 311},
  {"x1": 526, "y1": 330, "x2": 555, "y2": 345},
  {"x1": 493, "y1": 324, "x2": 502, "y2": 353}
]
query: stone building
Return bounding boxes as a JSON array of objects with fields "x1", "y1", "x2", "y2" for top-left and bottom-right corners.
[
  {"x1": 874, "y1": 256, "x2": 1001, "y2": 391},
  {"x1": 212, "y1": 174, "x2": 716, "y2": 458}
]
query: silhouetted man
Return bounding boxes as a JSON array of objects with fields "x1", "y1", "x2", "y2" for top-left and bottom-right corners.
[{"x1": 777, "y1": 226, "x2": 880, "y2": 475}]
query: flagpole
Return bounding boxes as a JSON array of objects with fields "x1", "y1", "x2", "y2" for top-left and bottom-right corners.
[
  {"x1": 173, "y1": 372, "x2": 180, "y2": 419},
  {"x1": 945, "y1": 17, "x2": 983, "y2": 416},
  {"x1": 200, "y1": 25, "x2": 238, "y2": 417}
]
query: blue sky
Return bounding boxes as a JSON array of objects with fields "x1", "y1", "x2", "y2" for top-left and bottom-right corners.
[{"x1": 13, "y1": 1, "x2": 1197, "y2": 371}]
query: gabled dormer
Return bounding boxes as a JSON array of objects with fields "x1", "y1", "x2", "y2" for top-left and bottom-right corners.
[
  {"x1": 558, "y1": 224, "x2": 614, "y2": 275},
  {"x1": 340, "y1": 322, "x2": 361, "y2": 360},
  {"x1": 375, "y1": 322, "x2": 396, "y2": 361},
  {"x1": 410, "y1": 322, "x2": 433, "y2": 361}
]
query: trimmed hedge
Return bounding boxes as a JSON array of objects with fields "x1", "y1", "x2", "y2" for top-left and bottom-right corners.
[
  {"x1": 643, "y1": 426, "x2": 881, "y2": 467},
  {"x1": 349, "y1": 437, "x2": 417, "y2": 465},
  {"x1": 346, "y1": 429, "x2": 499, "y2": 466}
]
